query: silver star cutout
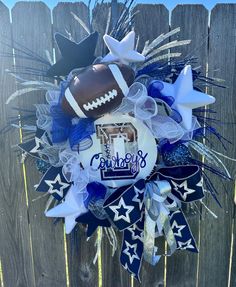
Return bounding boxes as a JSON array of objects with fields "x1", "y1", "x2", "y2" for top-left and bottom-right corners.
[
  {"x1": 171, "y1": 180, "x2": 195, "y2": 201},
  {"x1": 123, "y1": 241, "x2": 140, "y2": 264},
  {"x1": 45, "y1": 174, "x2": 70, "y2": 197},
  {"x1": 171, "y1": 220, "x2": 186, "y2": 237},
  {"x1": 132, "y1": 186, "x2": 144, "y2": 210},
  {"x1": 109, "y1": 197, "x2": 134, "y2": 223},
  {"x1": 102, "y1": 31, "x2": 145, "y2": 65},
  {"x1": 177, "y1": 239, "x2": 195, "y2": 250}
]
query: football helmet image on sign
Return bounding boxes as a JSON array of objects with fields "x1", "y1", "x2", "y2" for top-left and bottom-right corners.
[{"x1": 79, "y1": 114, "x2": 158, "y2": 188}]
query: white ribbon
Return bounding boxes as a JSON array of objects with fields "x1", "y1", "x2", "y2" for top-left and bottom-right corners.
[
  {"x1": 144, "y1": 180, "x2": 181, "y2": 265},
  {"x1": 114, "y1": 82, "x2": 200, "y2": 144}
]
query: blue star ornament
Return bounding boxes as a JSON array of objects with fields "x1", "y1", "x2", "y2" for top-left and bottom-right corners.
[
  {"x1": 102, "y1": 31, "x2": 145, "y2": 65},
  {"x1": 45, "y1": 185, "x2": 88, "y2": 234},
  {"x1": 159, "y1": 65, "x2": 215, "y2": 130}
]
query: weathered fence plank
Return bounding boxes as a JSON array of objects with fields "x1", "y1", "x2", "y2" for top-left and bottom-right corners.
[
  {"x1": 52, "y1": 3, "x2": 100, "y2": 287},
  {"x1": 166, "y1": 5, "x2": 209, "y2": 287},
  {"x1": 230, "y1": 215, "x2": 236, "y2": 287},
  {"x1": 53, "y1": 2, "x2": 90, "y2": 55},
  {"x1": 198, "y1": 4, "x2": 236, "y2": 287},
  {"x1": 11, "y1": 2, "x2": 67, "y2": 287},
  {"x1": 92, "y1": 3, "x2": 111, "y2": 58},
  {"x1": 133, "y1": 4, "x2": 169, "y2": 287},
  {"x1": 92, "y1": 3, "x2": 132, "y2": 287},
  {"x1": 0, "y1": 2, "x2": 35, "y2": 287}
]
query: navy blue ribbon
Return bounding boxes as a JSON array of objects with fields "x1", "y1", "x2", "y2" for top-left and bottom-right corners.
[{"x1": 103, "y1": 165, "x2": 203, "y2": 279}]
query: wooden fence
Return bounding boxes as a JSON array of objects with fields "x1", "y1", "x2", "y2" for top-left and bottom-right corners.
[{"x1": 0, "y1": 1, "x2": 235, "y2": 287}]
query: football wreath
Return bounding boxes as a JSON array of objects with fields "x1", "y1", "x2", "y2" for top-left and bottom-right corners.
[{"x1": 3, "y1": 4, "x2": 232, "y2": 281}]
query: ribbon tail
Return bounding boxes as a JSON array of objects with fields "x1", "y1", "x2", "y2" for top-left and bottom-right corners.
[
  {"x1": 120, "y1": 216, "x2": 144, "y2": 281},
  {"x1": 159, "y1": 213, "x2": 177, "y2": 255},
  {"x1": 169, "y1": 209, "x2": 198, "y2": 253},
  {"x1": 143, "y1": 209, "x2": 161, "y2": 265}
]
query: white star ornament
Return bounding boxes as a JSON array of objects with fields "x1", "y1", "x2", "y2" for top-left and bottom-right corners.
[
  {"x1": 102, "y1": 31, "x2": 145, "y2": 65},
  {"x1": 45, "y1": 184, "x2": 88, "y2": 234},
  {"x1": 159, "y1": 65, "x2": 215, "y2": 130}
]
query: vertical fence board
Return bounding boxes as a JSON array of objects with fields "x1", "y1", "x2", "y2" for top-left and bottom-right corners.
[
  {"x1": 166, "y1": 5, "x2": 209, "y2": 287},
  {"x1": 0, "y1": 2, "x2": 35, "y2": 287},
  {"x1": 92, "y1": 3, "x2": 132, "y2": 287},
  {"x1": 92, "y1": 3, "x2": 111, "y2": 57},
  {"x1": 133, "y1": 4, "x2": 169, "y2": 287},
  {"x1": 52, "y1": 3, "x2": 99, "y2": 287},
  {"x1": 53, "y1": 2, "x2": 90, "y2": 56},
  {"x1": 198, "y1": 4, "x2": 236, "y2": 287},
  {"x1": 230, "y1": 216, "x2": 236, "y2": 287},
  {"x1": 11, "y1": 2, "x2": 67, "y2": 287}
]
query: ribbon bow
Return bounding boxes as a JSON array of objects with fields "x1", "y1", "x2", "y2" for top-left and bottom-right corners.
[{"x1": 103, "y1": 165, "x2": 204, "y2": 280}]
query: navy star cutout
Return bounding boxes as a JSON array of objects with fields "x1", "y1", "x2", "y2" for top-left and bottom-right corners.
[
  {"x1": 47, "y1": 31, "x2": 98, "y2": 77},
  {"x1": 51, "y1": 181, "x2": 64, "y2": 191},
  {"x1": 18, "y1": 128, "x2": 46, "y2": 159},
  {"x1": 76, "y1": 211, "x2": 111, "y2": 237},
  {"x1": 118, "y1": 206, "x2": 129, "y2": 217},
  {"x1": 36, "y1": 166, "x2": 71, "y2": 200}
]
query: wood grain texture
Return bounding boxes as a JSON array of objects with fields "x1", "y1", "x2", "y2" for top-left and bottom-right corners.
[
  {"x1": 0, "y1": 2, "x2": 35, "y2": 287},
  {"x1": 92, "y1": 2, "x2": 124, "y2": 58},
  {"x1": 92, "y1": 2, "x2": 111, "y2": 58},
  {"x1": 133, "y1": 4, "x2": 169, "y2": 53},
  {"x1": 92, "y1": 3, "x2": 131, "y2": 286},
  {"x1": 53, "y1": 3, "x2": 99, "y2": 287},
  {"x1": 230, "y1": 215, "x2": 236, "y2": 287},
  {"x1": 133, "y1": 4, "x2": 169, "y2": 287},
  {"x1": 11, "y1": 2, "x2": 67, "y2": 287},
  {"x1": 166, "y1": 5, "x2": 209, "y2": 287},
  {"x1": 53, "y1": 2, "x2": 90, "y2": 57},
  {"x1": 198, "y1": 4, "x2": 236, "y2": 287}
]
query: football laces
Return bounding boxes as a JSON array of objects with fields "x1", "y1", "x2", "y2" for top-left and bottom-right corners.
[{"x1": 83, "y1": 89, "x2": 118, "y2": 111}]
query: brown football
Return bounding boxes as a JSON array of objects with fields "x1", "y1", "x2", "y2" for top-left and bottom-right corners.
[{"x1": 61, "y1": 62, "x2": 135, "y2": 118}]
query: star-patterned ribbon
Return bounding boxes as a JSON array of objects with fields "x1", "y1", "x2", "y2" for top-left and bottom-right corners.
[
  {"x1": 103, "y1": 165, "x2": 204, "y2": 279},
  {"x1": 36, "y1": 166, "x2": 71, "y2": 200}
]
